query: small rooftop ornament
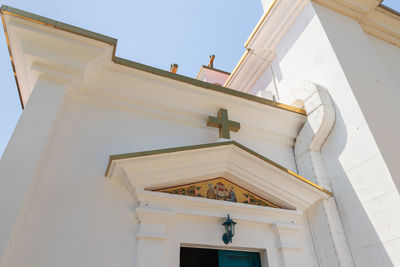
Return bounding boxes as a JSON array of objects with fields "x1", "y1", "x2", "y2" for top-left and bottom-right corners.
[
  {"x1": 208, "y1": 55, "x2": 215, "y2": 68},
  {"x1": 170, "y1": 63, "x2": 178, "y2": 73},
  {"x1": 207, "y1": 108, "x2": 240, "y2": 139}
]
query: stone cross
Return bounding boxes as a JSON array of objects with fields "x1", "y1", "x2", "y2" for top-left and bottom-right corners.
[{"x1": 207, "y1": 108, "x2": 240, "y2": 139}]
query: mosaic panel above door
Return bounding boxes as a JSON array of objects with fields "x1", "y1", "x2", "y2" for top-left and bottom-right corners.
[{"x1": 154, "y1": 177, "x2": 280, "y2": 208}]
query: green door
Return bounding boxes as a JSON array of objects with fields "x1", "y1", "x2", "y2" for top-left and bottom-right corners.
[
  {"x1": 180, "y1": 247, "x2": 262, "y2": 267},
  {"x1": 218, "y1": 250, "x2": 261, "y2": 267}
]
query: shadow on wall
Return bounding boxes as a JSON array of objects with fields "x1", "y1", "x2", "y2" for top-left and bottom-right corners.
[
  {"x1": 249, "y1": 3, "x2": 316, "y2": 100},
  {"x1": 272, "y1": 3, "x2": 316, "y2": 84},
  {"x1": 320, "y1": 94, "x2": 395, "y2": 266},
  {"x1": 249, "y1": 1, "x2": 396, "y2": 263}
]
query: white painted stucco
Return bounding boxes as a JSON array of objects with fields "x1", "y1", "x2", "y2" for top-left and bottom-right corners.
[
  {"x1": 1, "y1": 1, "x2": 400, "y2": 266},
  {"x1": 0, "y1": 69, "x2": 309, "y2": 266},
  {"x1": 228, "y1": 1, "x2": 400, "y2": 266},
  {"x1": 0, "y1": 11, "x2": 325, "y2": 267},
  {"x1": 367, "y1": 34, "x2": 400, "y2": 88}
]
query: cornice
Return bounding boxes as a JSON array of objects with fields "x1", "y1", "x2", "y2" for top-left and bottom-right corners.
[
  {"x1": 312, "y1": 0, "x2": 400, "y2": 47},
  {"x1": 361, "y1": 5, "x2": 400, "y2": 47},
  {"x1": 312, "y1": 0, "x2": 381, "y2": 19},
  {"x1": 226, "y1": 0, "x2": 309, "y2": 90},
  {"x1": 195, "y1": 65, "x2": 231, "y2": 79},
  {"x1": 106, "y1": 141, "x2": 333, "y2": 197},
  {"x1": 227, "y1": 0, "x2": 400, "y2": 90},
  {"x1": 224, "y1": 49, "x2": 274, "y2": 92},
  {"x1": 0, "y1": 5, "x2": 306, "y2": 116}
]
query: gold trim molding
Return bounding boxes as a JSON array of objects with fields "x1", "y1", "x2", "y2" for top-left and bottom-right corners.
[{"x1": 106, "y1": 141, "x2": 333, "y2": 197}]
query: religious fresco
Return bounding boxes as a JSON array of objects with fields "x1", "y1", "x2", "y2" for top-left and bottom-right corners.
[{"x1": 155, "y1": 177, "x2": 280, "y2": 208}]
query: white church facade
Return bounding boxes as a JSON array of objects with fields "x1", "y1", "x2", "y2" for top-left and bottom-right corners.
[{"x1": 0, "y1": 0, "x2": 399, "y2": 266}]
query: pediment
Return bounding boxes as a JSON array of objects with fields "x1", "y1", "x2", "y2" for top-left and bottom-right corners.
[
  {"x1": 106, "y1": 141, "x2": 332, "y2": 211},
  {"x1": 154, "y1": 177, "x2": 280, "y2": 208}
]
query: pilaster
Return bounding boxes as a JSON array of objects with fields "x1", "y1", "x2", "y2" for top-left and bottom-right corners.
[
  {"x1": 0, "y1": 76, "x2": 69, "y2": 263},
  {"x1": 272, "y1": 223, "x2": 303, "y2": 267},
  {"x1": 134, "y1": 207, "x2": 174, "y2": 267}
]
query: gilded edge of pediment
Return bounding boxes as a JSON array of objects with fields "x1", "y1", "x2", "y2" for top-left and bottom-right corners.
[{"x1": 154, "y1": 177, "x2": 281, "y2": 209}]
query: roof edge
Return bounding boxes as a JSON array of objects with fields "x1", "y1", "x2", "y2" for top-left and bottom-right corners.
[
  {"x1": 229, "y1": 0, "x2": 400, "y2": 89},
  {"x1": 198, "y1": 65, "x2": 231, "y2": 76},
  {"x1": 244, "y1": 0, "x2": 278, "y2": 48},
  {"x1": 106, "y1": 141, "x2": 333, "y2": 197},
  {"x1": 0, "y1": 5, "x2": 306, "y2": 115},
  {"x1": 380, "y1": 4, "x2": 400, "y2": 18},
  {"x1": 0, "y1": 5, "x2": 117, "y2": 44}
]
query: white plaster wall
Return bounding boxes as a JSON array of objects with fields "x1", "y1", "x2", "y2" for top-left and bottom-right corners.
[
  {"x1": 249, "y1": 65, "x2": 277, "y2": 100},
  {"x1": 0, "y1": 63, "x2": 307, "y2": 266},
  {"x1": 0, "y1": 8, "x2": 315, "y2": 267},
  {"x1": 0, "y1": 88, "x2": 138, "y2": 267},
  {"x1": 165, "y1": 214, "x2": 318, "y2": 267},
  {"x1": 78, "y1": 66, "x2": 301, "y2": 171},
  {"x1": 246, "y1": 2, "x2": 400, "y2": 266},
  {"x1": 313, "y1": 5, "x2": 400, "y2": 196},
  {"x1": 367, "y1": 35, "x2": 400, "y2": 88}
]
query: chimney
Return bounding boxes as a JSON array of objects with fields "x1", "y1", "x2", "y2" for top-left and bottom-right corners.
[
  {"x1": 208, "y1": 55, "x2": 215, "y2": 68},
  {"x1": 170, "y1": 64, "x2": 178, "y2": 73}
]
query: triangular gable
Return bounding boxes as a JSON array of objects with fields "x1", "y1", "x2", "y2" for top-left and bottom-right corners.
[
  {"x1": 106, "y1": 141, "x2": 332, "y2": 211},
  {"x1": 155, "y1": 177, "x2": 280, "y2": 208}
]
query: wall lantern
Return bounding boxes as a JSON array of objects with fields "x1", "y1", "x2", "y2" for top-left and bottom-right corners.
[{"x1": 222, "y1": 214, "x2": 237, "y2": 245}]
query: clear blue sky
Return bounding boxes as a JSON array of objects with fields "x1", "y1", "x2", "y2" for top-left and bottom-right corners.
[
  {"x1": 0, "y1": 0, "x2": 263, "y2": 156},
  {"x1": 0, "y1": 0, "x2": 399, "y2": 157}
]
